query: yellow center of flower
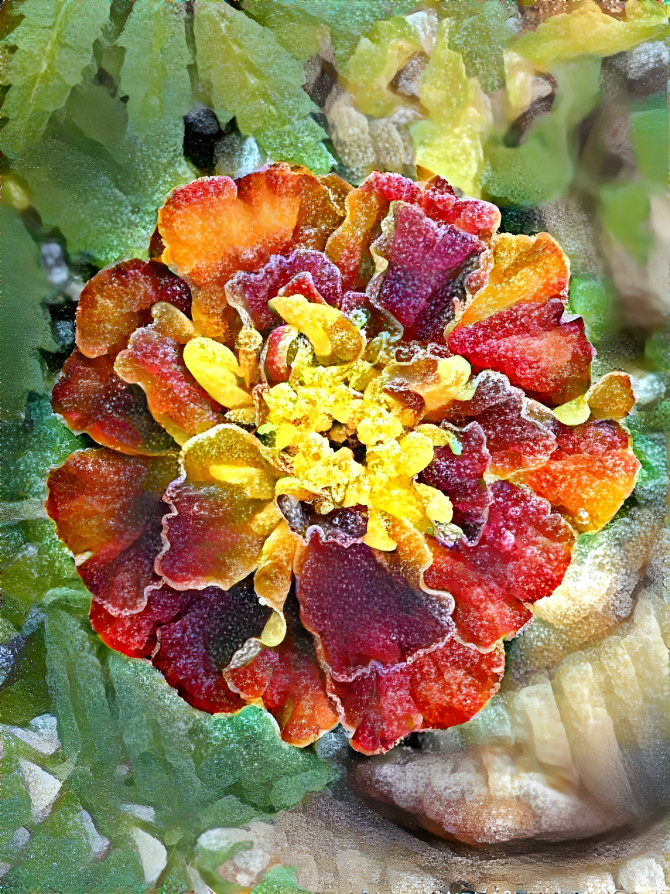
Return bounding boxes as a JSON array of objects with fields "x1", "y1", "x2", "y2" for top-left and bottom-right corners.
[{"x1": 184, "y1": 296, "x2": 474, "y2": 550}]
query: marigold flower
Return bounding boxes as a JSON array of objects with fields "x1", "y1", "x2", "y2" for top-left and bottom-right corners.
[{"x1": 47, "y1": 164, "x2": 639, "y2": 754}]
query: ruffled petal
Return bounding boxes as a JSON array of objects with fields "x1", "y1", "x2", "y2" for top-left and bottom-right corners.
[
  {"x1": 114, "y1": 326, "x2": 223, "y2": 445},
  {"x1": 424, "y1": 480, "x2": 575, "y2": 648},
  {"x1": 76, "y1": 259, "x2": 191, "y2": 358},
  {"x1": 89, "y1": 584, "x2": 197, "y2": 658},
  {"x1": 153, "y1": 579, "x2": 271, "y2": 713},
  {"x1": 328, "y1": 638, "x2": 505, "y2": 755},
  {"x1": 53, "y1": 349, "x2": 177, "y2": 455},
  {"x1": 511, "y1": 419, "x2": 640, "y2": 532},
  {"x1": 294, "y1": 530, "x2": 453, "y2": 681},
  {"x1": 156, "y1": 165, "x2": 346, "y2": 337},
  {"x1": 325, "y1": 171, "x2": 499, "y2": 293},
  {"x1": 457, "y1": 232, "x2": 569, "y2": 328},
  {"x1": 45, "y1": 449, "x2": 178, "y2": 616},
  {"x1": 444, "y1": 371, "x2": 557, "y2": 476},
  {"x1": 419, "y1": 421, "x2": 491, "y2": 544},
  {"x1": 158, "y1": 424, "x2": 282, "y2": 591},
  {"x1": 226, "y1": 248, "x2": 343, "y2": 330},
  {"x1": 368, "y1": 202, "x2": 485, "y2": 344},
  {"x1": 225, "y1": 596, "x2": 338, "y2": 747},
  {"x1": 448, "y1": 297, "x2": 594, "y2": 406},
  {"x1": 419, "y1": 175, "x2": 500, "y2": 238}
]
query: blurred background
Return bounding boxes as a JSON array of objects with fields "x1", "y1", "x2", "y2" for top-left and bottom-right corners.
[{"x1": 1, "y1": 1, "x2": 668, "y2": 891}]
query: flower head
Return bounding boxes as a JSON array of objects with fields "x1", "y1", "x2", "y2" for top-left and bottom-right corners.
[{"x1": 47, "y1": 164, "x2": 639, "y2": 754}]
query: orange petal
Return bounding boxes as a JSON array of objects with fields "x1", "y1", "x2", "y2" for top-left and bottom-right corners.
[
  {"x1": 587, "y1": 371, "x2": 636, "y2": 421},
  {"x1": 114, "y1": 326, "x2": 223, "y2": 445},
  {"x1": 53, "y1": 349, "x2": 177, "y2": 455},
  {"x1": 457, "y1": 232, "x2": 569, "y2": 328},
  {"x1": 76, "y1": 259, "x2": 191, "y2": 358},
  {"x1": 157, "y1": 165, "x2": 346, "y2": 337},
  {"x1": 512, "y1": 419, "x2": 640, "y2": 532},
  {"x1": 46, "y1": 449, "x2": 177, "y2": 615}
]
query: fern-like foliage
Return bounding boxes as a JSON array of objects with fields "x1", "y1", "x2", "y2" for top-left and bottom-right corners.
[
  {"x1": 0, "y1": 0, "x2": 110, "y2": 156},
  {"x1": 194, "y1": 1, "x2": 334, "y2": 174},
  {"x1": 118, "y1": 0, "x2": 193, "y2": 163}
]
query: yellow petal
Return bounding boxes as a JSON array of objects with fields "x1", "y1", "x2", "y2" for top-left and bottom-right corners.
[
  {"x1": 269, "y1": 294, "x2": 364, "y2": 365},
  {"x1": 553, "y1": 393, "x2": 591, "y2": 426},
  {"x1": 183, "y1": 337, "x2": 252, "y2": 409}
]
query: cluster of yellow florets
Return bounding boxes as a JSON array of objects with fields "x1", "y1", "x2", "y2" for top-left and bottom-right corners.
[{"x1": 183, "y1": 294, "x2": 473, "y2": 551}]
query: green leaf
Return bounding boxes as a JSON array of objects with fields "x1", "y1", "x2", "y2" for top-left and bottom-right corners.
[
  {"x1": 0, "y1": 0, "x2": 111, "y2": 157},
  {"x1": 256, "y1": 117, "x2": 334, "y2": 175},
  {"x1": 247, "y1": 0, "x2": 417, "y2": 65},
  {"x1": 0, "y1": 208, "x2": 55, "y2": 417},
  {"x1": 441, "y1": 0, "x2": 514, "y2": 93},
  {"x1": 194, "y1": 2, "x2": 332, "y2": 169},
  {"x1": 118, "y1": 0, "x2": 193, "y2": 160},
  {"x1": 568, "y1": 275, "x2": 619, "y2": 343},
  {"x1": 252, "y1": 865, "x2": 309, "y2": 893},
  {"x1": 599, "y1": 180, "x2": 651, "y2": 264},
  {"x1": 482, "y1": 57, "x2": 602, "y2": 206}
]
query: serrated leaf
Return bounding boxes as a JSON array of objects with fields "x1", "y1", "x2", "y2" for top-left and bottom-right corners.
[
  {"x1": 118, "y1": 0, "x2": 192, "y2": 154},
  {"x1": 194, "y1": 1, "x2": 331, "y2": 169},
  {"x1": 0, "y1": 207, "x2": 54, "y2": 417},
  {"x1": 247, "y1": 0, "x2": 417, "y2": 64},
  {"x1": 441, "y1": 0, "x2": 514, "y2": 93},
  {"x1": 0, "y1": 0, "x2": 111, "y2": 157},
  {"x1": 411, "y1": 20, "x2": 489, "y2": 197},
  {"x1": 256, "y1": 116, "x2": 334, "y2": 175},
  {"x1": 510, "y1": 0, "x2": 669, "y2": 70}
]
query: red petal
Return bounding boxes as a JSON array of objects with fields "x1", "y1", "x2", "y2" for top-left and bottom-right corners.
[
  {"x1": 420, "y1": 175, "x2": 500, "y2": 238},
  {"x1": 114, "y1": 326, "x2": 223, "y2": 444},
  {"x1": 52, "y1": 350, "x2": 177, "y2": 455},
  {"x1": 325, "y1": 172, "x2": 498, "y2": 292},
  {"x1": 425, "y1": 480, "x2": 574, "y2": 647},
  {"x1": 295, "y1": 533, "x2": 453, "y2": 681},
  {"x1": 90, "y1": 584, "x2": 196, "y2": 658},
  {"x1": 329, "y1": 639, "x2": 504, "y2": 754},
  {"x1": 76, "y1": 259, "x2": 191, "y2": 358},
  {"x1": 425, "y1": 548, "x2": 532, "y2": 649},
  {"x1": 449, "y1": 298, "x2": 593, "y2": 406},
  {"x1": 445, "y1": 372, "x2": 557, "y2": 476},
  {"x1": 226, "y1": 249, "x2": 343, "y2": 330},
  {"x1": 157, "y1": 425, "x2": 282, "y2": 591},
  {"x1": 46, "y1": 450, "x2": 177, "y2": 615},
  {"x1": 153, "y1": 579, "x2": 271, "y2": 713},
  {"x1": 157, "y1": 166, "x2": 346, "y2": 337},
  {"x1": 513, "y1": 419, "x2": 640, "y2": 532},
  {"x1": 225, "y1": 598, "x2": 338, "y2": 747},
  {"x1": 419, "y1": 421, "x2": 491, "y2": 544},
  {"x1": 368, "y1": 203, "x2": 484, "y2": 344}
]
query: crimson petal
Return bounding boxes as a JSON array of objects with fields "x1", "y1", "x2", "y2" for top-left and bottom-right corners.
[
  {"x1": 53, "y1": 350, "x2": 177, "y2": 455},
  {"x1": 225, "y1": 596, "x2": 338, "y2": 746},
  {"x1": 368, "y1": 203, "x2": 484, "y2": 344},
  {"x1": 46, "y1": 450, "x2": 178, "y2": 616},
  {"x1": 153, "y1": 579, "x2": 271, "y2": 713},
  {"x1": 76, "y1": 259, "x2": 191, "y2": 358},
  {"x1": 295, "y1": 533, "x2": 453, "y2": 681},
  {"x1": 329, "y1": 639, "x2": 505, "y2": 755},
  {"x1": 226, "y1": 248, "x2": 343, "y2": 330},
  {"x1": 419, "y1": 421, "x2": 491, "y2": 544},
  {"x1": 89, "y1": 584, "x2": 197, "y2": 658},
  {"x1": 444, "y1": 372, "x2": 557, "y2": 476},
  {"x1": 448, "y1": 297, "x2": 594, "y2": 406}
]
